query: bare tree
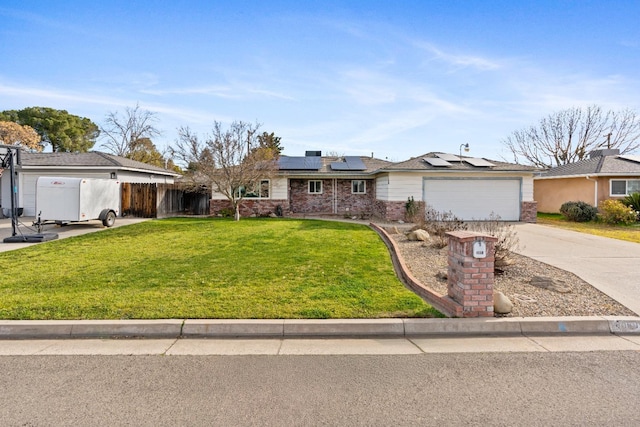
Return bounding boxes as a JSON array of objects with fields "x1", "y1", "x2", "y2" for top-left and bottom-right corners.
[
  {"x1": 100, "y1": 104, "x2": 161, "y2": 157},
  {"x1": 171, "y1": 121, "x2": 279, "y2": 220},
  {"x1": 503, "y1": 105, "x2": 640, "y2": 168}
]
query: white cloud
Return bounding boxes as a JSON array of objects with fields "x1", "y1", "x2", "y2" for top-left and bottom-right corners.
[{"x1": 412, "y1": 40, "x2": 502, "y2": 71}]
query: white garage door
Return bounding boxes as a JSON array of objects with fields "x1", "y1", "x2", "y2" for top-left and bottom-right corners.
[{"x1": 423, "y1": 178, "x2": 521, "y2": 221}]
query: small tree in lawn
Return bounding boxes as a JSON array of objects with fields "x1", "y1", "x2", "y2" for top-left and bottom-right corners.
[{"x1": 172, "y1": 121, "x2": 279, "y2": 220}]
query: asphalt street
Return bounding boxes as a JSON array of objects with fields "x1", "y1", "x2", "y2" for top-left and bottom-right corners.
[{"x1": 2, "y1": 351, "x2": 639, "y2": 426}]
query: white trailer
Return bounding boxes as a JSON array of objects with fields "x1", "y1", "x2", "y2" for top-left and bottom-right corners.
[{"x1": 35, "y1": 177, "x2": 121, "y2": 227}]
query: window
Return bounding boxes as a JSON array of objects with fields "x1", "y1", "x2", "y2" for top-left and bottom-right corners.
[
  {"x1": 611, "y1": 179, "x2": 640, "y2": 196},
  {"x1": 351, "y1": 180, "x2": 366, "y2": 194},
  {"x1": 241, "y1": 179, "x2": 270, "y2": 198},
  {"x1": 259, "y1": 180, "x2": 269, "y2": 198},
  {"x1": 308, "y1": 180, "x2": 322, "y2": 194}
]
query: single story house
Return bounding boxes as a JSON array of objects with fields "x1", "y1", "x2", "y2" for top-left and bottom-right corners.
[
  {"x1": 534, "y1": 149, "x2": 640, "y2": 213},
  {"x1": 1, "y1": 151, "x2": 180, "y2": 217},
  {"x1": 210, "y1": 151, "x2": 539, "y2": 222}
]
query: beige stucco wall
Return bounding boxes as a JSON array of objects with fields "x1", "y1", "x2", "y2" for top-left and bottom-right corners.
[{"x1": 534, "y1": 176, "x2": 633, "y2": 213}]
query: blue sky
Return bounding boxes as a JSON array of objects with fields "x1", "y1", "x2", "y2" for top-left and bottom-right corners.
[{"x1": 1, "y1": 1, "x2": 639, "y2": 162}]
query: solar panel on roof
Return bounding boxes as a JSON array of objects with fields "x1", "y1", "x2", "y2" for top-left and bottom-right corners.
[
  {"x1": 435, "y1": 153, "x2": 461, "y2": 161},
  {"x1": 330, "y1": 162, "x2": 351, "y2": 170},
  {"x1": 464, "y1": 157, "x2": 495, "y2": 167},
  {"x1": 330, "y1": 156, "x2": 367, "y2": 171},
  {"x1": 344, "y1": 156, "x2": 366, "y2": 170},
  {"x1": 424, "y1": 157, "x2": 452, "y2": 167},
  {"x1": 278, "y1": 156, "x2": 322, "y2": 170}
]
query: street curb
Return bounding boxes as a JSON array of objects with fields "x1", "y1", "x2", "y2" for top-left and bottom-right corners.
[{"x1": 1, "y1": 316, "x2": 639, "y2": 339}]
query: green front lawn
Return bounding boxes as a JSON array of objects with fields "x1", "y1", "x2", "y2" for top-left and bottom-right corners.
[
  {"x1": 0, "y1": 218, "x2": 440, "y2": 320},
  {"x1": 537, "y1": 213, "x2": 640, "y2": 243}
]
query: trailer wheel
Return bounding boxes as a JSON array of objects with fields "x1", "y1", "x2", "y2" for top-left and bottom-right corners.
[{"x1": 102, "y1": 211, "x2": 116, "y2": 227}]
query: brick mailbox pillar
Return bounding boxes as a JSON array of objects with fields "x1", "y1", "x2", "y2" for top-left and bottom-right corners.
[{"x1": 446, "y1": 231, "x2": 498, "y2": 317}]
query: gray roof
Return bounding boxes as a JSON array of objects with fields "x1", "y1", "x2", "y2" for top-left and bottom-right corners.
[
  {"x1": 19, "y1": 151, "x2": 180, "y2": 176},
  {"x1": 538, "y1": 155, "x2": 640, "y2": 178},
  {"x1": 382, "y1": 152, "x2": 539, "y2": 172}
]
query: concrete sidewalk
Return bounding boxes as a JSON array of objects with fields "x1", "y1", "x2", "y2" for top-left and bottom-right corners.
[
  {"x1": 514, "y1": 223, "x2": 640, "y2": 316},
  {"x1": 1, "y1": 317, "x2": 640, "y2": 356},
  {"x1": 1, "y1": 317, "x2": 639, "y2": 339},
  {"x1": 2, "y1": 334, "x2": 640, "y2": 356},
  {"x1": 0, "y1": 216, "x2": 149, "y2": 252}
]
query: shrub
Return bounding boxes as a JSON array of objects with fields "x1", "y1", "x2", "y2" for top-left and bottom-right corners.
[
  {"x1": 419, "y1": 206, "x2": 467, "y2": 248},
  {"x1": 600, "y1": 199, "x2": 637, "y2": 225},
  {"x1": 468, "y1": 213, "x2": 520, "y2": 266},
  {"x1": 622, "y1": 192, "x2": 640, "y2": 221},
  {"x1": 405, "y1": 197, "x2": 419, "y2": 222},
  {"x1": 559, "y1": 201, "x2": 598, "y2": 222},
  {"x1": 218, "y1": 207, "x2": 234, "y2": 218}
]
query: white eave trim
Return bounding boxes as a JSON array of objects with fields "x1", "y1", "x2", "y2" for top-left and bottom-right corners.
[
  {"x1": 379, "y1": 168, "x2": 535, "y2": 175},
  {"x1": 535, "y1": 172, "x2": 640, "y2": 180},
  {"x1": 19, "y1": 165, "x2": 181, "y2": 178}
]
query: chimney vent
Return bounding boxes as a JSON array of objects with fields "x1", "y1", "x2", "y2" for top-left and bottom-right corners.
[{"x1": 590, "y1": 148, "x2": 620, "y2": 158}]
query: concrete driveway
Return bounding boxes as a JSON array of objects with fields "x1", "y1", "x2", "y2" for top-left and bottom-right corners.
[
  {"x1": 514, "y1": 223, "x2": 640, "y2": 316},
  {"x1": 0, "y1": 216, "x2": 150, "y2": 253}
]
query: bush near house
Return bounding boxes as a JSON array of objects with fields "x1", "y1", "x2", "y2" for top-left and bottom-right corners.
[
  {"x1": 418, "y1": 207, "x2": 467, "y2": 248},
  {"x1": 559, "y1": 201, "x2": 598, "y2": 222},
  {"x1": 404, "y1": 196, "x2": 420, "y2": 222},
  {"x1": 622, "y1": 192, "x2": 640, "y2": 221},
  {"x1": 600, "y1": 199, "x2": 638, "y2": 225},
  {"x1": 468, "y1": 213, "x2": 520, "y2": 266},
  {"x1": 416, "y1": 208, "x2": 519, "y2": 266}
]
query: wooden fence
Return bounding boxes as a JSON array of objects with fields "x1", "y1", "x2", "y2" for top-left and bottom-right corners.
[{"x1": 121, "y1": 183, "x2": 210, "y2": 218}]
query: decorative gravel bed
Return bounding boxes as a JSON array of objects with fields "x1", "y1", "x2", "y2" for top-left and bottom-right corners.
[{"x1": 391, "y1": 233, "x2": 637, "y2": 317}]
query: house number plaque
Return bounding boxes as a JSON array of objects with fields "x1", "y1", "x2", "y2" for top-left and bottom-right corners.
[{"x1": 472, "y1": 240, "x2": 487, "y2": 258}]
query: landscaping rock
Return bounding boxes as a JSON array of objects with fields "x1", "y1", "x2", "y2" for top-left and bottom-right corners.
[
  {"x1": 530, "y1": 276, "x2": 572, "y2": 293},
  {"x1": 495, "y1": 256, "x2": 516, "y2": 267},
  {"x1": 494, "y1": 291, "x2": 513, "y2": 314},
  {"x1": 435, "y1": 270, "x2": 448, "y2": 281},
  {"x1": 406, "y1": 229, "x2": 430, "y2": 241},
  {"x1": 269, "y1": 212, "x2": 278, "y2": 218}
]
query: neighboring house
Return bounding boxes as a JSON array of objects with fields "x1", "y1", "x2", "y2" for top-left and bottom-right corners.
[
  {"x1": 534, "y1": 149, "x2": 640, "y2": 213},
  {"x1": 210, "y1": 151, "x2": 539, "y2": 222},
  {"x1": 1, "y1": 151, "x2": 180, "y2": 217}
]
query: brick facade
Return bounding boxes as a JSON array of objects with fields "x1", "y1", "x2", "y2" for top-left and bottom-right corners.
[
  {"x1": 373, "y1": 200, "x2": 425, "y2": 222},
  {"x1": 289, "y1": 178, "x2": 375, "y2": 216},
  {"x1": 209, "y1": 178, "x2": 376, "y2": 218},
  {"x1": 446, "y1": 231, "x2": 497, "y2": 317},
  {"x1": 210, "y1": 199, "x2": 289, "y2": 217},
  {"x1": 209, "y1": 178, "x2": 535, "y2": 223},
  {"x1": 520, "y1": 201, "x2": 537, "y2": 223}
]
